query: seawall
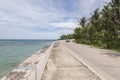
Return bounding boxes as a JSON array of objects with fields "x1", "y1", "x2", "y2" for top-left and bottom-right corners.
[{"x1": 1, "y1": 42, "x2": 55, "y2": 80}]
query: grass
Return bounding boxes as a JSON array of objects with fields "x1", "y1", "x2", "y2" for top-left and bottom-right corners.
[{"x1": 74, "y1": 40, "x2": 120, "y2": 52}]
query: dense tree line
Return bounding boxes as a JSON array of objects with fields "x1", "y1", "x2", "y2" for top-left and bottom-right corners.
[
  {"x1": 60, "y1": 34, "x2": 73, "y2": 40},
  {"x1": 60, "y1": 0, "x2": 120, "y2": 49}
]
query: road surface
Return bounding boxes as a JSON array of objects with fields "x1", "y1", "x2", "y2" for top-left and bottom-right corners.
[
  {"x1": 62, "y1": 41, "x2": 120, "y2": 80},
  {"x1": 41, "y1": 42, "x2": 99, "y2": 80}
]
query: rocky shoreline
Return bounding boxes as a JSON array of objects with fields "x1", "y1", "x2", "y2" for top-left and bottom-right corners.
[{"x1": 1, "y1": 43, "x2": 54, "y2": 80}]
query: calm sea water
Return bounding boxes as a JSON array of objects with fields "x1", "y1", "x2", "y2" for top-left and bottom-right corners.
[{"x1": 0, "y1": 39, "x2": 54, "y2": 77}]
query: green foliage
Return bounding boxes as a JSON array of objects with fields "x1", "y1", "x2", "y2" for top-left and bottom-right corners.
[
  {"x1": 60, "y1": 34, "x2": 73, "y2": 40},
  {"x1": 60, "y1": 0, "x2": 120, "y2": 49},
  {"x1": 60, "y1": 35, "x2": 68, "y2": 40},
  {"x1": 79, "y1": 17, "x2": 87, "y2": 27}
]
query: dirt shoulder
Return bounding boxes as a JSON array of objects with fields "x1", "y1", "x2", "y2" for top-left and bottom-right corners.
[{"x1": 41, "y1": 42, "x2": 99, "y2": 80}]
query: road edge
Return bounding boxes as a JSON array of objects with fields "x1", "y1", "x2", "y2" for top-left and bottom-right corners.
[{"x1": 62, "y1": 44, "x2": 106, "y2": 80}]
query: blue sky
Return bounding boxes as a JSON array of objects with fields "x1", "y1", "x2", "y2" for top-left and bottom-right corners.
[{"x1": 0, "y1": 0, "x2": 111, "y2": 39}]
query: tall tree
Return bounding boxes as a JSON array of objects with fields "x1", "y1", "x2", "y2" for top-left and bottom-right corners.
[{"x1": 79, "y1": 17, "x2": 87, "y2": 27}]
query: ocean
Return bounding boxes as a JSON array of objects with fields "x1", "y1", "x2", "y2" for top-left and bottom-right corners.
[{"x1": 0, "y1": 39, "x2": 54, "y2": 78}]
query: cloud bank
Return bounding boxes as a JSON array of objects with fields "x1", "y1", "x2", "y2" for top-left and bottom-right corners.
[{"x1": 0, "y1": 0, "x2": 111, "y2": 39}]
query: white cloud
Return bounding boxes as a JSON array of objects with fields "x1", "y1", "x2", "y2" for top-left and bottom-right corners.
[
  {"x1": 49, "y1": 22, "x2": 76, "y2": 29},
  {"x1": 0, "y1": 0, "x2": 111, "y2": 39}
]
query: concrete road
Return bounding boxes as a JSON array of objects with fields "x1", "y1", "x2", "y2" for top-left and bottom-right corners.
[
  {"x1": 41, "y1": 42, "x2": 99, "y2": 80},
  {"x1": 62, "y1": 41, "x2": 120, "y2": 80}
]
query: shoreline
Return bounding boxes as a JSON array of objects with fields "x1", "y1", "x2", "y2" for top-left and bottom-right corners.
[
  {"x1": 0, "y1": 40, "x2": 54, "y2": 78},
  {"x1": 0, "y1": 42, "x2": 53, "y2": 80}
]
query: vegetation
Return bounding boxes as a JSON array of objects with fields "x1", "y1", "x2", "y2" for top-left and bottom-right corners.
[
  {"x1": 60, "y1": 0, "x2": 120, "y2": 49},
  {"x1": 60, "y1": 34, "x2": 74, "y2": 40}
]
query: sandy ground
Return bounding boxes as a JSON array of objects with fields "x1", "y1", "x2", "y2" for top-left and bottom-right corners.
[{"x1": 41, "y1": 42, "x2": 99, "y2": 80}]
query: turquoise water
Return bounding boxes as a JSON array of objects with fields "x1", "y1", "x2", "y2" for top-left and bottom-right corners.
[{"x1": 0, "y1": 39, "x2": 53, "y2": 77}]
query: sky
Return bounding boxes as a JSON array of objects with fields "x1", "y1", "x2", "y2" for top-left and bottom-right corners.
[{"x1": 0, "y1": 0, "x2": 111, "y2": 39}]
